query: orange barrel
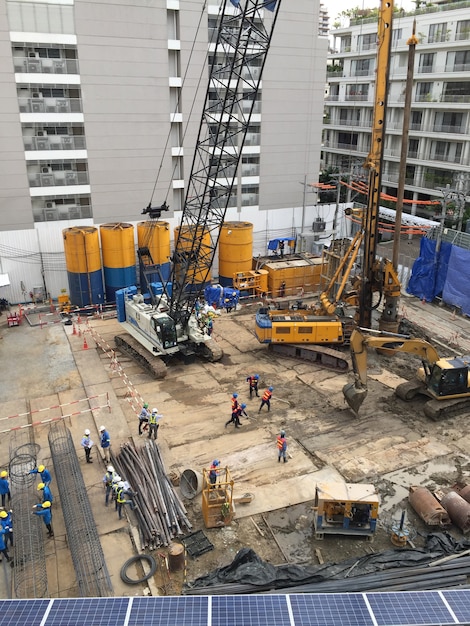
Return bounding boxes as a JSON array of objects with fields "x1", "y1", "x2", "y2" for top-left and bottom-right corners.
[
  {"x1": 218, "y1": 222, "x2": 253, "y2": 286},
  {"x1": 63, "y1": 227, "x2": 104, "y2": 307},
  {"x1": 174, "y1": 226, "x2": 211, "y2": 289},
  {"x1": 137, "y1": 221, "x2": 171, "y2": 288},
  {"x1": 100, "y1": 223, "x2": 136, "y2": 302}
]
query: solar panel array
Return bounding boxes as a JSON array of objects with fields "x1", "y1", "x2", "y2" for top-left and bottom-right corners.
[{"x1": 0, "y1": 591, "x2": 469, "y2": 626}]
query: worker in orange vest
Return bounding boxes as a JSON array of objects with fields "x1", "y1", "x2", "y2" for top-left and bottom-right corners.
[
  {"x1": 259, "y1": 387, "x2": 273, "y2": 413},
  {"x1": 246, "y1": 374, "x2": 260, "y2": 399},
  {"x1": 277, "y1": 430, "x2": 287, "y2": 463}
]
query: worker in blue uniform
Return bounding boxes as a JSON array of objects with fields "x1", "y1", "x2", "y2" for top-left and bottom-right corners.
[
  {"x1": 37, "y1": 482, "x2": 53, "y2": 505},
  {"x1": 33, "y1": 501, "x2": 53, "y2": 537},
  {"x1": 0, "y1": 471, "x2": 11, "y2": 508},
  {"x1": 0, "y1": 510, "x2": 13, "y2": 548},
  {"x1": 29, "y1": 464, "x2": 52, "y2": 486}
]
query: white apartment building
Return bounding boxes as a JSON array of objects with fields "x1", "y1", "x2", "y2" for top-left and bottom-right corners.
[
  {"x1": 323, "y1": 0, "x2": 470, "y2": 221},
  {"x1": 0, "y1": 0, "x2": 328, "y2": 303}
]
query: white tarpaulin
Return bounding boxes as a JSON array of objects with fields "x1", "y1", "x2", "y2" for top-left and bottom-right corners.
[{"x1": 0, "y1": 274, "x2": 10, "y2": 288}]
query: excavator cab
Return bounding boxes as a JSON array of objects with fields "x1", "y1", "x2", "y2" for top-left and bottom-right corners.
[{"x1": 427, "y1": 360, "x2": 470, "y2": 397}]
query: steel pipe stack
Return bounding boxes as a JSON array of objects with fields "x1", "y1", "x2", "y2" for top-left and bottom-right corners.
[
  {"x1": 114, "y1": 441, "x2": 192, "y2": 549},
  {"x1": 9, "y1": 431, "x2": 47, "y2": 598},
  {"x1": 49, "y1": 422, "x2": 113, "y2": 597}
]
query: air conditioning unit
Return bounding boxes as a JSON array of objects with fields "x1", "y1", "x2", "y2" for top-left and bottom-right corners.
[
  {"x1": 46, "y1": 201, "x2": 55, "y2": 209},
  {"x1": 32, "y1": 102, "x2": 44, "y2": 113},
  {"x1": 37, "y1": 131, "x2": 45, "y2": 137},
  {"x1": 44, "y1": 209, "x2": 58, "y2": 221},
  {"x1": 42, "y1": 175, "x2": 54, "y2": 186},
  {"x1": 32, "y1": 93, "x2": 41, "y2": 99},
  {"x1": 312, "y1": 218, "x2": 326, "y2": 232},
  {"x1": 37, "y1": 140, "x2": 48, "y2": 150},
  {"x1": 42, "y1": 166, "x2": 51, "y2": 174}
]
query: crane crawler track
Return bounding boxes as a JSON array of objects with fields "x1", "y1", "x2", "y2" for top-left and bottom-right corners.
[
  {"x1": 268, "y1": 344, "x2": 349, "y2": 371},
  {"x1": 114, "y1": 334, "x2": 167, "y2": 379}
]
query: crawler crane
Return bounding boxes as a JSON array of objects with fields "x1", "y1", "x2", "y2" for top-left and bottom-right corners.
[{"x1": 116, "y1": 0, "x2": 283, "y2": 378}]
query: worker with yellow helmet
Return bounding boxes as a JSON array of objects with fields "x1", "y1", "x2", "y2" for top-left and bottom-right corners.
[
  {"x1": 0, "y1": 470, "x2": 11, "y2": 508},
  {"x1": 37, "y1": 482, "x2": 53, "y2": 505},
  {"x1": 33, "y1": 501, "x2": 53, "y2": 538},
  {"x1": 29, "y1": 464, "x2": 52, "y2": 486},
  {"x1": 0, "y1": 509, "x2": 13, "y2": 549}
]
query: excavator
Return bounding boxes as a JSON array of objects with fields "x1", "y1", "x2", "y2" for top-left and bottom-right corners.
[
  {"x1": 115, "y1": 0, "x2": 283, "y2": 378},
  {"x1": 255, "y1": 0, "x2": 398, "y2": 371},
  {"x1": 343, "y1": 328, "x2": 470, "y2": 420}
]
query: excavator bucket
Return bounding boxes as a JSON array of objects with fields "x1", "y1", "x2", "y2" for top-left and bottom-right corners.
[{"x1": 342, "y1": 382, "x2": 367, "y2": 415}]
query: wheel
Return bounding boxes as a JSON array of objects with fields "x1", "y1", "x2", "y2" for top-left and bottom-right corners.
[{"x1": 120, "y1": 554, "x2": 157, "y2": 584}]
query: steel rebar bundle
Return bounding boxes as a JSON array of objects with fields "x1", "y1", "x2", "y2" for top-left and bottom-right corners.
[
  {"x1": 9, "y1": 430, "x2": 47, "y2": 599},
  {"x1": 114, "y1": 441, "x2": 192, "y2": 549},
  {"x1": 49, "y1": 422, "x2": 113, "y2": 597}
]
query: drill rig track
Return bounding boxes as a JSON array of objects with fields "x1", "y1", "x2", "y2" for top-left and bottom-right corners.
[
  {"x1": 268, "y1": 343, "x2": 350, "y2": 372},
  {"x1": 114, "y1": 333, "x2": 168, "y2": 379}
]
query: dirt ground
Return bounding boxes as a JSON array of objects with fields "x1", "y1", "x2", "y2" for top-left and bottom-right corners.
[{"x1": 1, "y1": 296, "x2": 470, "y2": 597}]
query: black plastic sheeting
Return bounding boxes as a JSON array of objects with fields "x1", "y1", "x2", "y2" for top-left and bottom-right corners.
[{"x1": 183, "y1": 533, "x2": 470, "y2": 594}]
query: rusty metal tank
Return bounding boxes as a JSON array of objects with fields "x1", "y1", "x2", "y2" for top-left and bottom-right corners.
[
  {"x1": 440, "y1": 491, "x2": 470, "y2": 533},
  {"x1": 408, "y1": 486, "x2": 451, "y2": 527},
  {"x1": 458, "y1": 485, "x2": 470, "y2": 504}
]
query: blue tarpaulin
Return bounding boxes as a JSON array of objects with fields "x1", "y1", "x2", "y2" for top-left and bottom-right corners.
[
  {"x1": 407, "y1": 238, "x2": 451, "y2": 302},
  {"x1": 442, "y1": 246, "x2": 470, "y2": 315},
  {"x1": 267, "y1": 237, "x2": 296, "y2": 251}
]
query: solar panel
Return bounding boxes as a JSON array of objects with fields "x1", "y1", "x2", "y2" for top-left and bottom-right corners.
[
  {"x1": 290, "y1": 593, "x2": 374, "y2": 626},
  {"x1": 46, "y1": 598, "x2": 129, "y2": 626},
  {"x1": 0, "y1": 599, "x2": 50, "y2": 626},
  {"x1": 129, "y1": 597, "x2": 208, "y2": 626},
  {"x1": 367, "y1": 591, "x2": 455, "y2": 626},
  {"x1": 212, "y1": 595, "x2": 291, "y2": 626},
  {"x1": 441, "y1": 590, "x2": 470, "y2": 624}
]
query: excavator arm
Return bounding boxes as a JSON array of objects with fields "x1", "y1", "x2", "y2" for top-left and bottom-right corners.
[{"x1": 343, "y1": 328, "x2": 440, "y2": 414}]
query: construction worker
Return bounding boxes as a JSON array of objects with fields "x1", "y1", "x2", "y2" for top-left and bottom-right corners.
[
  {"x1": 0, "y1": 471, "x2": 11, "y2": 508},
  {"x1": 138, "y1": 402, "x2": 150, "y2": 436},
  {"x1": 209, "y1": 460, "x2": 220, "y2": 487},
  {"x1": 246, "y1": 374, "x2": 260, "y2": 399},
  {"x1": 33, "y1": 501, "x2": 53, "y2": 538},
  {"x1": 103, "y1": 465, "x2": 115, "y2": 507},
  {"x1": 277, "y1": 430, "x2": 288, "y2": 463},
  {"x1": 148, "y1": 408, "x2": 162, "y2": 440},
  {"x1": 278, "y1": 239, "x2": 285, "y2": 258},
  {"x1": 115, "y1": 481, "x2": 137, "y2": 520},
  {"x1": 37, "y1": 482, "x2": 53, "y2": 505},
  {"x1": 111, "y1": 474, "x2": 122, "y2": 509},
  {"x1": 80, "y1": 428, "x2": 94, "y2": 463},
  {"x1": 231, "y1": 393, "x2": 239, "y2": 413},
  {"x1": 99, "y1": 426, "x2": 111, "y2": 464},
  {"x1": 0, "y1": 527, "x2": 12, "y2": 565},
  {"x1": 0, "y1": 510, "x2": 13, "y2": 548},
  {"x1": 225, "y1": 403, "x2": 247, "y2": 429},
  {"x1": 259, "y1": 386, "x2": 274, "y2": 413},
  {"x1": 29, "y1": 464, "x2": 52, "y2": 486}
]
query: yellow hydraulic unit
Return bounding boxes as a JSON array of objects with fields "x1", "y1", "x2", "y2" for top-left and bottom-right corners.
[
  {"x1": 313, "y1": 482, "x2": 379, "y2": 540},
  {"x1": 233, "y1": 270, "x2": 268, "y2": 295},
  {"x1": 201, "y1": 466, "x2": 234, "y2": 529}
]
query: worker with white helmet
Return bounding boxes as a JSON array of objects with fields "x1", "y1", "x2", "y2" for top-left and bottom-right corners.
[
  {"x1": 80, "y1": 428, "x2": 94, "y2": 464},
  {"x1": 148, "y1": 407, "x2": 163, "y2": 440},
  {"x1": 102, "y1": 465, "x2": 116, "y2": 507},
  {"x1": 98, "y1": 425, "x2": 111, "y2": 464},
  {"x1": 115, "y1": 480, "x2": 137, "y2": 520}
]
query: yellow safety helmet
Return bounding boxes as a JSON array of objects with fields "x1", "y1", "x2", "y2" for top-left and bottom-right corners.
[
  {"x1": 0, "y1": 511, "x2": 8, "y2": 518},
  {"x1": 37, "y1": 483, "x2": 45, "y2": 491},
  {"x1": 42, "y1": 501, "x2": 51, "y2": 508},
  {"x1": 0, "y1": 471, "x2": 7, "y2": 478},
  {"x1": 38, "y1": 465, "x2": 45, "y2": 472}
]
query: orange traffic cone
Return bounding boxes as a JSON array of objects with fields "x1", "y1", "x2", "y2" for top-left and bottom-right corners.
[
  {"x1": 72, "y1": 323, "x2": 77, "y2": 336},
  {"x1": 83, "y1": 335, "x2": 88, "y2": 350}
]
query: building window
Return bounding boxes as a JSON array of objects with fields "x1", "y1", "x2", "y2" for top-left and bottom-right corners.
[
  {"x1": 415, "y1": 82, "x2": 432, "y2": 102},
  {"x1": 443, "y1": 82, "x2": 470, "y2": 103},
  {"x1": 418, "y1": 53, "x2": 435, "y2": 73},
  {"x1": 434, "y1": 111, "x2": 463, "y2": 134},
  {"x1": 346, "y1": 84, "x2": 368, "y2": 101},
  {"x1": 352, "y1": 58, "x2": 372, "y2": 77},
  {"x1": 456, "y1": 20, "x2": 470, "y2": 41},
  {"x1": 454, "y1": 50, "x2": 470, "y2": 72},
  {"x1": 359, "y1": 33, "x2": 376, "y2": 51},
  {"x1": 428, "y1": 22, "x2": 448, "y2": 44},
  {"x1": 411, "y1": 111, "x2": 422, "y2": 131}
]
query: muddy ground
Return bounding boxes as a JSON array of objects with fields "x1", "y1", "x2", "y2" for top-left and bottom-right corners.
[{"x1": 2, "y1": 299, "x2": 470, "y2": 597}]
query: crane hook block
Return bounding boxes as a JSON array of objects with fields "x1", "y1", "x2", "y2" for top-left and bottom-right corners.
[{"x1": 142, "y1": 201, "x2": 169, "y2": 219}]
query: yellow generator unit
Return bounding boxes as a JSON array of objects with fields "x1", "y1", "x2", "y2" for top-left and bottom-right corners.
[
  {"x1": 313, "y1": 482, "x2": 379, "y2": 540},
  {"x1": 233, "y1": 269, "x2": 268, "y2": 295},
  {"x1": 255, "y1": 308, "x2": 344, "y2": 345}
]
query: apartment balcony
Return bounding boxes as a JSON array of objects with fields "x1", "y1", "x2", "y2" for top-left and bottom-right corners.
[
  {"x1": 429, "y1": 153, "x2": 462, "y2": 164},
  {"x1": 440, "y1": 94, "x2": 470, "y2": 103},
  {"x1": 245, "y1": 132, "x2": 260, "y2": 146},
  {"x1": 34, "y1": 203, "x2": 92, "y2": 223},
  {"x1": 28, "y1": 169, "x2": 89, "y2": 188},
  {"x1": 241, "y1": 165, "x2": 260, "y2": 177},
  {"x1": 345, "y1": 94, "x2": 369, "y2": 102},
  {"x1": 19, "y1": 96, "x2": 82, "y2": 114},
  {"x1": 241, "y1": 193, "x2": 259, "y2": 207},
  {"x1": 24, "y1": 135, "x2": 86, "y2": 151},
  {"x1": 13, "y1": 56, "x2": 78, "y2": 75}
]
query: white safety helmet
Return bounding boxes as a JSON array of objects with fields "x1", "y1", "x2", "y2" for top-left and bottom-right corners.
[
  {"x1": 118, "y1": 481, "x2": 125, "y2": 489},
  {"x1": 84, "y1": 429, "x2": 90, "y2": 436},
  {"x1": 112, "y1": 474, "x2": 121, "y2": 483},
  {"x1": 152, "y1": 408, "x2": 158, "y2": 413},
  {"x1": 107, "y1": 465, "x2": 114, "y2": 473}
]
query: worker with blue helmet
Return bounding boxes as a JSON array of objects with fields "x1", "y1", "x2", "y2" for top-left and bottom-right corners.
[
  {"x1": 259, "y1": 386, "x2": 274, "y2": 413},
  {"x1": 246, "y1": 374, "x2": 260, "y2": 399}
]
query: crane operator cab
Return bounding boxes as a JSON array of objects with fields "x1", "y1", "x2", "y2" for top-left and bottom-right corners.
[{"x1": 151, "y1": 314, "x2": 177, "y2": 351}]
